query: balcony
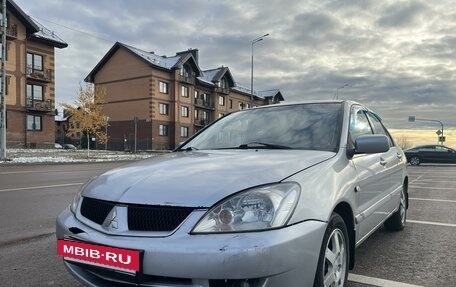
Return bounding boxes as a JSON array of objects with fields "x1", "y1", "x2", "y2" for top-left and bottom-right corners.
[
  {"x1": 195, "y1": 119, "x2": 210, "y2": 127},
  {"x1": 0, "y1": 24, "x2": 18, "y2": 39},
  {"x1": 215, "y1": 87, "x2": 230, "y2": 95},
  {"x1": 27, "y1": 66, "x2": 53, "y2": 82},
  {"x1": 195, "y1": 98, "x2": 214, "y2": 110},
  {"x1": 177, "y1": 74, "x2": 195, "y2": 85},
  {"x1": 26, "y1": 99, "x2": 54, "y2": 112}
]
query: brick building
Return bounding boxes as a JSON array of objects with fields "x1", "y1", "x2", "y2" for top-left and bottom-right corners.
[
  {"x1": 85, "y1": 42, "x2": 283, "y2": 150},
  {"x1": 3, "y1": 0, "x2": 67, "y2": 148}
]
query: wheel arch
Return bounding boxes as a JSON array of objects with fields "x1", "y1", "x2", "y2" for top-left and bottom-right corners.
[
  {"x1": 404, "y1": 176, "x2": 409, "y2": 209},
  {"x1": 333, "y1": 202, "x2": 356, "y2": 269}
]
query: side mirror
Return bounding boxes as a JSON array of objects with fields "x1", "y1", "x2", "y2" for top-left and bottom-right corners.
[
  {"x1": 347, "y1": 134, "x2": 390, "y2": 157},
  {"x1": 354, "y1": 135, "x2": 390, "y2": 154}
]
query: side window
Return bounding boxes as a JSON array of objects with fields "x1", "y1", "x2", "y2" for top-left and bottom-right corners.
[
  {"x1": 349, "y1": 106, "x2": 373, "y2": 144},
  {"x1": 366, "y1": 112, "x2": 394, "y2": 147}
]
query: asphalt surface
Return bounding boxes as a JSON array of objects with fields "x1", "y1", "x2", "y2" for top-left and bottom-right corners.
[{"x1": 0, "y1": 163, "x2": 454, "y2": 286}]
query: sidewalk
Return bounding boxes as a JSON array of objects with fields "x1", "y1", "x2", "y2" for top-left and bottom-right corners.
[{"x1": 0, "y1": 148, "x2": 163, "y2": 165}]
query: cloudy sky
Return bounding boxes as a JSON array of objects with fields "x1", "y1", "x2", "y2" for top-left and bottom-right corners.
[{"x1": 16, "y1": 0, "x2": 456, "y2": 132}]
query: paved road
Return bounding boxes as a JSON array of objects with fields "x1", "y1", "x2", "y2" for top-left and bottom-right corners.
[{"x1": 0, "y1": 163, "x2": 454, "y2": 286}]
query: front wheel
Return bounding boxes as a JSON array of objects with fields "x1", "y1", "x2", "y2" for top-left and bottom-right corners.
[
  {"x1": 314, "y1": 213, "x2": 349, "y2": 287},
  {"x1": 409, "y1": 156, "x2": 420, "y2": 166}
]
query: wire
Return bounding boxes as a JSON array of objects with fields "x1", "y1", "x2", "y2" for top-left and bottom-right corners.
[{"x1": 30, "y1": 15, "x2": 114, "y2": 43}]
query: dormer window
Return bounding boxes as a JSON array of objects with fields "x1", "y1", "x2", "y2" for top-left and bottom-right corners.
[
  {"x1": 220, "y1": 78, "x2": 228, "y2": 89},
  {"x1": 180, "y1": 64, "x2": 191, "y2": 77}
]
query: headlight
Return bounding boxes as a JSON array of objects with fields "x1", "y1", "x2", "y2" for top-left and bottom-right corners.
[
  {"x1": 70, "y1": 190, "x2": 82, "y2": 214},
  {"x1": 192, "y1": 182, "x2": 300, "y2": 233}
]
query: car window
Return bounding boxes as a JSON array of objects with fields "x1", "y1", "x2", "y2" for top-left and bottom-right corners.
[
  {"x1": 419, "y1": 146, "x2": 436, "y2": 151},
  {"x1": 435, "y1": 146, "x2": 449, "y2": 152},
  {"x1": 365, "y1": 112, "x2": 394, "y2": 147},
  {"x1": 181, "y1": 103, "x2": 343, "y2": 152},
  {"x1": 349, "y1": 106, "x2": 373, "y2": 144}
]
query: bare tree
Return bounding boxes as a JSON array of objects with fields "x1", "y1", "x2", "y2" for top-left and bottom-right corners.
[
  {"x1": 395, "y1": 134, "x2": 412, "y2": 150},
  {"x1": 62, "y1": 84, "x2": 108, "y2": 157}
]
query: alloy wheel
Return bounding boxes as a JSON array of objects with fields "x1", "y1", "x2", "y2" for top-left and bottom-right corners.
[{"x1": 323, "y1": 229, "x2": 347, "y2": 287}]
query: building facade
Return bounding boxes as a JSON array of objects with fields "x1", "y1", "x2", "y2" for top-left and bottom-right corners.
[
  {"x1": 3, "y1": 0, "x2": 67, "y2": 148},
  {"x1": 85, "y1": 42, "x2": 283, "y2": 150}
]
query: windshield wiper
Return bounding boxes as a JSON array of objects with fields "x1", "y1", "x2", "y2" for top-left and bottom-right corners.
[
  {"x1": 238, "y1": 142, "x2": 292, "y2": 149},
  {"x1": 176, "y1": 146, "x2": 199, "y2": 152}
]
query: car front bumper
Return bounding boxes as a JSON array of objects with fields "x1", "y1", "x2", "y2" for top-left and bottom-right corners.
[{"x1": 56, "y1": 207, "x2": 326, "y2": 287}]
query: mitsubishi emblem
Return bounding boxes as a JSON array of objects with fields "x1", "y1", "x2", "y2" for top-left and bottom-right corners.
[{"x1": 103, "y1": 207, "x2": 118, "y2": 229}]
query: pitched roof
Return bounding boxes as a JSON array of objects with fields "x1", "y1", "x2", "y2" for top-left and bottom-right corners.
[
  {"x1": 258, "y1": 89, "x2": 284, "y2": 101},
  {"x1": 29, "y1": 18, "x2": 68, "y2": 48},
  {"x1": 7, "y1": 0, "x2": 39, "y2": 33},
  {"x1": 198, "y1": 67, "x2": 235, "y2": 86},
  {"x1": 86, "y1": 42, "x2": 203, "y2": 82},
  {"x1": 7, "y1": 0, "x2": 67, "y2": 48}
]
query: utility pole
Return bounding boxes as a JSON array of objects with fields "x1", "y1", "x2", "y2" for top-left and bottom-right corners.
[{"x1": 0, "y1": 0, "x2": 7, "y2": 161}]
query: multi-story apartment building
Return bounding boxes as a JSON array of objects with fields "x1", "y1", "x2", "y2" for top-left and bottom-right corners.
[
  {"x1": 85, "y1": 42, "x2": 283, "y2": 150},
  {"x1": 4, "y1": 0, "x2": 67, "y2": 148}
]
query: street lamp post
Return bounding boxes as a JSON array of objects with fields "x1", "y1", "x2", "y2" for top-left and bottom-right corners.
[
  {"x1": 408, "y1": 116, "x2": 445, "y2": 145},
  {"x1": 105, "y1": 116, "x2": 110, "y2": 151},
  {"x1": 334, "y1": 83, "x2": 349, "y2": 100},
  {"x1": 251, "y1": 33, "x2": 269, "y2": 105},
  {"x1": 0, "y1": 0, "x2": 7, "y2": 161}
]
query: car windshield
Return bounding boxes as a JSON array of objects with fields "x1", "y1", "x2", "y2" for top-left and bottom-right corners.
[{"x1": 181, "y1": 103, "x2": 343, "y2": 151}]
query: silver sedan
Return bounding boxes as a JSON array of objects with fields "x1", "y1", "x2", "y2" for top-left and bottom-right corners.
[{"x1": 56, "y1": 101, "x2": 408, "y2": 287}]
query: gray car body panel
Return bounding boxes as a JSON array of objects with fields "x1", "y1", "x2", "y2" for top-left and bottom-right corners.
[{"x1": 81, "y1": 149, "x2": 335, "y2": 208}]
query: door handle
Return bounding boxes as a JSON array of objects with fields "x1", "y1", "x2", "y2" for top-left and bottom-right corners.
[
  {"x1": 397, "y1": 153, "x2": 403, "y2": 159},
  {"x1": 380, "y1": 157, "x2": 387, "y2": 166}
]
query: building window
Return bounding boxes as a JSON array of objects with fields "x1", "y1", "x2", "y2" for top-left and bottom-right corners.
[
  {"x1": 220, "y1": 78, "x2": 227, "y2": 88},
  {"x1": 181, "y1": 106, "x2": 189, "y2": 117},
  {"x1": 218, "y1": 113, "x2": 224, "y2": 118},
  {"x1": 181, "y1": 85, "x2": 189, "y2": 97},
  {"x1": 27, "y1": 115, "x2": 42, "y2": 131},
  {"x1": 27, "y1": 53, "x2": 43, "y2": 71},
  {"x1": 26, "y1": 84, "x2": 43, "y2": 104},
  {"x1": 219, "y1": 96, "x2": 225, "y2": 106},
  {"x1": 194, "y1": 90, "x2": 198, "y2": 99},
  {"x1": 180, "y1": 126, "x2": 189, "y2": 138},
  {"x1": 180, "y1": 65, "x2": 191, "y2": 77},
  {"x1": 229, "y1": 99, "x2": 233, "y2": 109},
  {"x1": 159, "y1": 81, "x2": 168, "y2": 94},
  {"x1": 194, "y1": 109, "x2": 199, "y2": 119},
  {"x1": 202, "y1": 111, "x2": 208, "y2": 120},
  {"x1": 159, "y1": 124, "x2": 168, "y2": 136},
  {"x1": 159, "y1": 103, "x2": 169, "y2": 115},
  {"x1": 239, "y1": 103, "x2": 244, "y2": 110}
]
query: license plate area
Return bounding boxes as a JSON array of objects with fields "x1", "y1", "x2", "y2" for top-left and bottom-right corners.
[{"x1": 57, "y1": 239, "x2": 141, "y2": 275}]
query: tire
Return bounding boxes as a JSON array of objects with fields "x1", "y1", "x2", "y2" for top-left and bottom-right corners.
[
  {"x1": 409, "y1": 156, "x2": 420, "y2": 166},
  {"x1": 384, "y1": 186, "x2": 407, "y2": 231},
  {"x1": 314, "y1": 213, "x2": 349, "y2": 287}
]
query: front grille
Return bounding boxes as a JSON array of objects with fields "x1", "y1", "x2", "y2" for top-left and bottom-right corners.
[
  {"x1": 80, "y1": 197, "x2": 115, "y2": 225},
  {"x1": 80, "y1": 197, "x2": 194, "y2": 232},
  {"x1": 128, "y1": 205, "x2": 194, "y2": 232}
]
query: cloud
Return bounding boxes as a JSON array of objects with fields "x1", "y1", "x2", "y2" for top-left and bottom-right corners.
[
  {"x1": 377, "y1": 1, "x2": 428, "y2": 28},
  {"x1": 13, "y1": 0, "x2": 456, "y2": 132}
]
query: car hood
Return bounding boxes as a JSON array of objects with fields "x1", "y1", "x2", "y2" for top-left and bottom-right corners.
[{"x1": 82, "y1": 150, "x2": 335, "y2": 207}]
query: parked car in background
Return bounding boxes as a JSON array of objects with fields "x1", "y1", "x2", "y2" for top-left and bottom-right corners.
[
  {"x1": 404, "y1": 144, "x2": 456, "y2": 166},
  {"x1": 62, "y1": 144, "x2": 77, "y2": 150},
  {"x1": 56, "y1": 101, "x2": 408, "y2": 287},
  {"x1": 55, "y1": 143, "x2": 63, "y2": 149}
]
